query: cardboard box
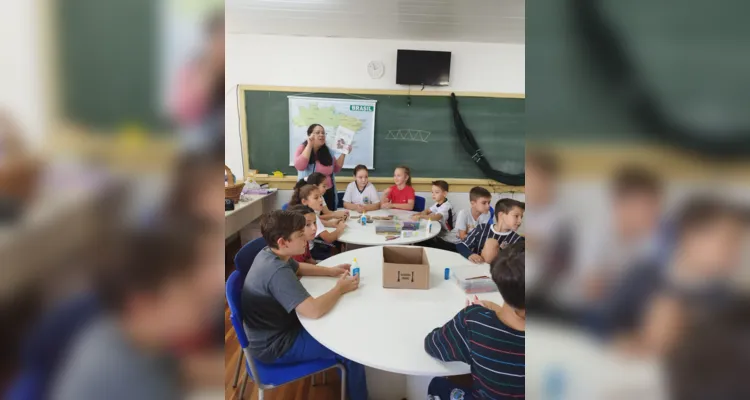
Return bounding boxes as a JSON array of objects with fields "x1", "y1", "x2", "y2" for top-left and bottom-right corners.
[{"x1": 382, "y1": 246, "x2": 430, "y2": 290}]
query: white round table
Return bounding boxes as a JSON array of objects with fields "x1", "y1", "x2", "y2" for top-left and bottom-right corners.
[
  {"x1": 298, "y1": 246, "x2": 503, "y2": 399},
  {"x1": 526, "y1": 320, "x2": 664, "y2": 399},
  {"x1": 328, "y1": 209, "x2": 441, "y2": 246}
]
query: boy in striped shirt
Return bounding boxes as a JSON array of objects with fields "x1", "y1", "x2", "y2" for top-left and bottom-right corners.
[
  {"x1": 424, "y1": 242, "x2": 525, "y2": 399},
  {"x1": 458, "y1": 199, "x2": 525, "y2": 264}
]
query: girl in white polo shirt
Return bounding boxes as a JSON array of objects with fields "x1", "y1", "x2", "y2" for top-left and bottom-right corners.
[{"x1": 342, "y1": 165, "x2": 381, "y2": 213}]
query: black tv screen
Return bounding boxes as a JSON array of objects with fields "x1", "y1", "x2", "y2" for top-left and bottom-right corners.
[{"x1": 396, "y1": 50, "x2": 451, "y2": 86}]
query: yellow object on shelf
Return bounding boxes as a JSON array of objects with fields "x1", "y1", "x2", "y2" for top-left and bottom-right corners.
[{"x1": 272, "y1": 170, "x2": 284, "y2": 177}]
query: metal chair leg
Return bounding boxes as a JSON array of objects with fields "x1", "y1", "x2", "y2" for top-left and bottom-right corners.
[
  {"x1": 258, "y1": 388, "x2": 265, "y2": 400},
  {"x1": 312, "y1": 374, "x2": 316, "y2": 386},
  {"x1": 239, "y1": 373, "x2": 249, "y2": 399},
  {"x1": 322, "y1": 371, "x2": 327, "y2": 385},
  {"x1": 232, "y1": 354, "x2": 243, "y2": 388},
  {"x1": 338, "y1": 364, "x2": 347, "y2": 400}
]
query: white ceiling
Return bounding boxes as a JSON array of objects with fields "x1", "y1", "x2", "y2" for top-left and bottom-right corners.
[{"x1": 225, "y1": 0, "x2": 525, "y2": 44}]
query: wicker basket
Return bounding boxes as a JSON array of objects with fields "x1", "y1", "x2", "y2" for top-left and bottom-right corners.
[{"x1": 224, "y1": 165, "x2": 244, "y2": 203}]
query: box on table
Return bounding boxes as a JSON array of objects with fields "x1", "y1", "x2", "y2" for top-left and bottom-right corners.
[
  {"x1": 452, "y1": 268, "x2": 498, "y2": 294},
  {"x1": 382, "y1": 246, "x2": 430, "y2": 289}
]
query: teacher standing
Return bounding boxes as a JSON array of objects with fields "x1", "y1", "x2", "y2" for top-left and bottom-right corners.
[{"x1": 294, "y1": 124, "x2": 347, "y2": 209}]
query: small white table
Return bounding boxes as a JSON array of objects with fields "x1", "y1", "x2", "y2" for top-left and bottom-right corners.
[
  {"x1": 298, "y1": 246, "x2": 503, "y2": 399},
  {"x1": 225, "y1": 190, "x2": 277, "y2": 240},
  {"x1": 329, "y1": 209, "x2": 441, "y2": 246}
]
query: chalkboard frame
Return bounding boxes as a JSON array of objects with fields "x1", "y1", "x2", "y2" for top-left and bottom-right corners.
[{"x1": 237, "y1": 85, "x2": 525, "y2": 183}]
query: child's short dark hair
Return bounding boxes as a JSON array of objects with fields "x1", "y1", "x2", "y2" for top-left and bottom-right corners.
[
  {"x1": 96, "y1": 216, "x2": 213, "y2": 311},
  {"x1": 261, "y1": 210, "x2": 306, "y2": 249},
  {"x1": 431, "y1": 180, "x2": 449, "y2": 192},
  {"x1": 612, "y1": 165, "x2": 662, "y2": 198},
  {"x1": 667, "y1": 295, "x2": 750, "y2": 400},
  {"x1": 675, "y1": 195, "x2": 749, "y2": 238},
  {"x1": 290, "y1": 184, "x2": 319, "y2": 206},
  {"x1": 491, "y1": 242, "x2": 525, "y2": 310},
  {"x1": 353, "y1": 165, "x2": 368, "y2": 176},
  {"x1": 287, "y1": 204, "x2": 315, "y2": 216},
  {"x1": 526, "y1": 149, "x2": 560, "y2": 177},
  {"x1": 469, "y1": 186, "x2": 492, "y2": 202},
  {"x1": 494, "y1": 198, "x2": 525, "y2": 220},
  {"x1": 305, "y1": 172, "x2": 327, "y2": 187}
]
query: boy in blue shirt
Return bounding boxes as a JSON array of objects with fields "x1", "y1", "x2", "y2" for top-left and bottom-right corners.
[{"x1": 458, "y1": 198, "x2": 524, "y2": 264}]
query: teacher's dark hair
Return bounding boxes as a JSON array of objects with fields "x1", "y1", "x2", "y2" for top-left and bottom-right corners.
[{"x1": 302, "y1": 124, "x2": 333, "y2": 166}]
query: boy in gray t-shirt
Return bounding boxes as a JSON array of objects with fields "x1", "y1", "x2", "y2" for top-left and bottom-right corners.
[{"x1": 241, "y1": 210, "x2": 368, "y2": 400}]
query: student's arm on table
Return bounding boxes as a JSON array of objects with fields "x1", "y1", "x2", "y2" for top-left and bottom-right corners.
[
  {"x1": 298, "y1": 262, "x2": 351, "y2": 277},
  {"x1": 343, "y1": 201, "x2": 361, "y2": 211},
  {"x1": 424, "y1": 308, "x2": 472, "y2": 363},
  {"x1": 411, "y1": 210, "x2": 431, "y2": 220},
  {"x1": 458, "y1": 229, "x2": 469, "y2": 241},
  {"x1": 296, "y1": 273, "x2": 359, "y2": 319},
  {"x1": 318, "y1": 220, "x2": 346, "y2": 243},
  {"x1": 390, "y1": 199, "x2": 415, "y2": 211},
  {"x1": 365, "y1": 202, "x2": 381, "y2": 211},
  {"x1": 639, "y1": 294, "x2": 684, "y2": 356},
  {"x1": 321, "y1": 217, "x2": 339, "y2": 227},
  {"x1": 480, "y1": 238, "x2": 500, "y2": 264},
  {"x1": 380, "y1": 188, "x2": 392, "y2": 208}
]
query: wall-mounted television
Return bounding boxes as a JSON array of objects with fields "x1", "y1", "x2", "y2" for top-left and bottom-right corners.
[{"x1": 396, "y1": 49, "x2": 452, "y2": 86}]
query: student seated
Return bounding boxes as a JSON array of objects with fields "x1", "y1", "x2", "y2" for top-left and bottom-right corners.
[
  {"x1": 455, "y1": 186, "x2": 493, "y2": 242},
  {"x1": 288, "y1": 205, "x2": 352, "y2": 269},
  {"x1": 295, "y1": 173, "x2": 348, "y2": 220},
  {"x1": 342, "y1": 164, "x2": 381, "y2": 213},
  {"x1": 380, "y1": 165, "x2": 415, "y2": 211},
  {"x1": 289, "y1": 183, "x2": 346, "y2": 260},
  {"x1": 588, "y1": 196, "x2": 749, "y2": 357},
  {"x1": 241, "y1": 210, "x2": 367, "y2": 400},
  {"x1": 51, "y1": 216, "x2": 223, "y2": 400},
  {"x1": 457, "y1": 198, "x2": 524, "y2": 264},
  {"x1": 424, "y1": 242, "x2": 525, "y2": 399},
  {"x1": 411, "y1": 180, "x2": 460, "y2": 252}
]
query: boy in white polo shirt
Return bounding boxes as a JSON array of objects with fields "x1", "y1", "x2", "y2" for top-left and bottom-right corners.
[
  {"x1": 455, "y1": 186, "x2": 493, "y2": 241},
  {"x1": 411, "y1": 180, "x2": 459, "y2": 252}
]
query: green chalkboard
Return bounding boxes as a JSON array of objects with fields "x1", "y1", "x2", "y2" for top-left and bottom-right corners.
[
  {"x1": 244, "y1": 90, "x2": 524, "y2": 179},
  {"x1": 57, "y1": 0, "x2": 165, "y2": 132}
]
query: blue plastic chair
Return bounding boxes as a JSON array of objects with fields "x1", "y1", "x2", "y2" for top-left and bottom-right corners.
[
  {"x1": 490, "y1": 206, "x2": 495, "y2": 223},
  {"x1": 226, "y1": 271, "x2": 346, "y2": 399},
  {"x1": 230, "y1": 236, "x2": 266, "y2": 387},
  {"x1": 413, "y1": 196, "x2": 426, "y2": 212},
  {"x1": 6, "y1": 293, "x2": 100, "y2": 400},
  {"x1": 234, "y1": 237, "x2": 267, "y2": 275},
  {"x1": 281, "y1": 202, "x2": 289, "y2": 211}
]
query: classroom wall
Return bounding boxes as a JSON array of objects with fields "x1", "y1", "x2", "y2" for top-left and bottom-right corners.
[
  {"x1": 0, "y1": 1, "x2": 46, "y2": 147},
  {"x1": 225, "y1": 33, "x2": 525, "y2": 176}
]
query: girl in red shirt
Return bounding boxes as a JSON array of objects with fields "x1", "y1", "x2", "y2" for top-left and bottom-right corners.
[{"x1": 381, "y1": 165, "x2": 416, "y2": 211}]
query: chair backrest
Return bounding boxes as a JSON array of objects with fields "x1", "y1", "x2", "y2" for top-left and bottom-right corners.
[
  {"x1": 226, "y1": 271, "x2": 269, "y2": 387},
  {"x1": 490, "y1": 206, "x2": 495, "y2": 223},
  {"x1": 226, "y1": 271, "x2": 250, "y2": 350},
  {"x1": 281, "y1": 202, "x2": 289, "y2": 211},
  {"x1": 337, "y1": 191, "x2": 345, "y2": 207},
  {"x1": 414, "y1": 196, "x2": 426, "y2": 212},
  {"x1": 234, "y1": 237, "x2": 267, "y2": 275}
]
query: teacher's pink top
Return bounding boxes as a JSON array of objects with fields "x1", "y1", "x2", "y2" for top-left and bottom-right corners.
[{"x1": 294, "y1": 143, "x2": 342, "y2": 188}]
